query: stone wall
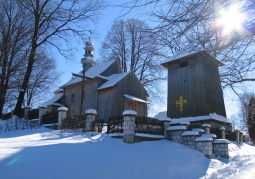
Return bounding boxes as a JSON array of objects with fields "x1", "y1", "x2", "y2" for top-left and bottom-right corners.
[
  {"x1": 195, "y1": 137, "x2": 213, "y2": 159},
  {"x1": 182, "y1": 131, "x2": 199, "y2": 149},
  {"x1": 166, "y1": 126, "x2": 186, "y2": 143},
  {"x1": 213, "y1": 139, "x2": 230, "y2": 158}
]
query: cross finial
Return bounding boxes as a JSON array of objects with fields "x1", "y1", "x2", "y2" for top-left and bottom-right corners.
[{"x1": 88, "y1": 30, "x2": 91, "y2": 41}]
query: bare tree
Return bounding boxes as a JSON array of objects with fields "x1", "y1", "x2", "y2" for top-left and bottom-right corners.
[
  {"x1": 0, "y1": 0, "x2": 31, "y2": 117},
  {"x1": 2, "y1": 51, "x2": 61, "y2": 112},
  {"x1": 117, "y1": 0, "x2": 255, "y2": 95},
  {"x1": 13, "y1": 0, "x2": 105, "y2": 116},
  {"x1": 100, "y1": 18, "x2": 166, "y2": 102}
]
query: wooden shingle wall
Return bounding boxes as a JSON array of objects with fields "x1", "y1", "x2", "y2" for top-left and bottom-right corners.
[
  {"x1": 167, "y1": 53, "x2": 226, "y2": 118},
  {"x1": 98, "y1": 72, "x2": 148, "y2": 120}
]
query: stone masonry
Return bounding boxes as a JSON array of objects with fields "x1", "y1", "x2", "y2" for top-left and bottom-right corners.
[
  {"x1": 39, "y1": 106, "x2": 47, "y2": 125},
  {"x1": 123, "y1": 110, "x2": 137, "y2": 144},
  {"x1": 219, "y1": 126, "x2": 226, "y2": 139},
  {"x1": 202, "y1": 124, "x2": 211, "y2": 134},
  {"x1": 182, "y1": 131, "x2": 199, "y2": 149},
  {"x1": 213, "y1": 139, "x2": 230, "y2": 158},
  {"x1": 85, "y1": 109, "x2": 97, "y2": 132},
  {"x1": 195, "y1": 137, "x2": 213, "y2": 159},
  {"x1": 166, "y1": 126, "x2": 186, "y2": 143},
  {"x1": 58, "y1": 107, "x2": 68, "y2": 130}
]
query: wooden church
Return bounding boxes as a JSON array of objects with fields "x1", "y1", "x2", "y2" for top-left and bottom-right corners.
[
  {"x1": 160, "y1": 47, "x2": 230, "y2": 128},
  {"x1": 41, "y1": 40, "x2": 148, "y2": 120}
]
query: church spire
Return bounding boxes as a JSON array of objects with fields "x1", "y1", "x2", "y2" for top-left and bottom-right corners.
[{"x1": 81, "y1": 33, "x2": 96, "y2": 71}]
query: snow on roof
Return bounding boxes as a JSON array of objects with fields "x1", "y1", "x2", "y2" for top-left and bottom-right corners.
[
  {"x1": 167, "y1": 113, "x2": 231, "y2": 125},
  {"x1": 161, "y1": 46, "x2": 223, "y2": 67},
  {"x1": 61, "y1": 60, "x2": 115, "y2": 88},
  {"x1": 213, "y1": 139, "x2": 230, "y2": 144},
  {"x1": 154, "y1": 111, "x2": 171, "y2": 121},
  {"x1": 180, "y1": 121, "x2": 190, "y2": 125},
  {"x1": 97, "y1": 72, "x2": 130, "y2": 90},
  {"x1": 202, "y1": 134, "x2": 217, "y2": 138},
  {"x1": 161, "y1": 46, "x2": 205, "y2": 66},
  {"x1": 182, "y1": 131, "x2": 199, "y2": 136},
  {"x1": 167, "y1": 125, "x2": 186, "y2": 131},
  {"x1": 192, "y1": 128, "x2": 205, "y2": 133},
  {"x1": 51, "y1": 103, "x2": 64, "y2": 107},
  {"x1": 156, "y1": 117, "x2": 171, "y2": 122},
  {"x1": 40, "y1": 93, "x2": 63, "y2": 107},
  {"x1": 135, "y1": 133, "x2": 165, "y2": 139},
  {"x1": 195, "y1": 136, "x2": 213, "y2": 142},
  {"x1": 124, "y1": 94, "x2": 149, "y2": 104}
]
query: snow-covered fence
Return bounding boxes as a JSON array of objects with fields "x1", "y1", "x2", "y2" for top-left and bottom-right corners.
[
  {"x1": 135, "y1": 117, "x2": 164, "y2": 135},
  {"x1": 28, "y1": 108, "x2": 39, "y2": 120}
]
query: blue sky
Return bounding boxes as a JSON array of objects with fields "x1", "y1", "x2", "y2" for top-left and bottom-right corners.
[{"x1": 50, "y1": 1, "x2": 244, "y2": 119}]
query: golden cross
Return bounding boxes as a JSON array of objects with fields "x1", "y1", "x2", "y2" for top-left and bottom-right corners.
[{"x1": 175, "y1": 96, "x2": 187, "y2": 111}]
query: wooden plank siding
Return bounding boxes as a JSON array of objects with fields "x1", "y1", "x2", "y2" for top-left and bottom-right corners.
[
  {"x1": 63, "y1": 79, "x2": 98, "y2": 116},
  {"x1": 167, "y1": 53, "x2": 226, "y2": 119},
  {"x1": 98, "y1": 71, "x2": 148, "y2": 120},
  {"x1": 62, "y1": 60, "x2": 148, "y2": 121},
  {"x1": 100, "y1": 60, "x2": 123, "y2": 77}
]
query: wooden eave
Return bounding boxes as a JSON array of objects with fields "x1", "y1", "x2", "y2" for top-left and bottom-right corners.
[{"x1": 161, "y1": 51, "x2": 224, "y2": 68}]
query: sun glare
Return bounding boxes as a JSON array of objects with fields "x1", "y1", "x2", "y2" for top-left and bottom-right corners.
[{"x1": 217, "y1": 4, "x2": 246, "y2": 34}]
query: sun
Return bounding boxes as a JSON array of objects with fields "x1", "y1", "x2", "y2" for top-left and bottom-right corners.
[{"x1": 217, "y1": 4, "x2": 246, "y2": 34}]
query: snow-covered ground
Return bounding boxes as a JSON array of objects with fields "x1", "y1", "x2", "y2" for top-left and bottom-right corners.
[{"x1": 0, "y1": 122, "x2": 254, "y2": 179}]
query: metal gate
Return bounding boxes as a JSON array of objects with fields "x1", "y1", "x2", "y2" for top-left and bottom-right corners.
[
  {"x1": 107, "y1": 116, "x2": 124, "y2": 134},
  {"x1": 43, "y1": 111, "x2": 58, "y2": 124}
]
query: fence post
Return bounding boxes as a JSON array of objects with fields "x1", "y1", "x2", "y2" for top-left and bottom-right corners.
[
  {"x1": 202, "y1": 124, "x2": 211, "y2": 134},
  {"x1": 219, "y1": 126, "x2": 225, "y2": 139},
  {"x1": 85, "y1": 109, "x2": 97, "y2": 132},
  {"x1": 58, "y1": 107, "x2": 68, "y2": 130},
  {"x1": 234, "y1": 129, "x2": 240, "y2": 142},
  {"x1": 162, "y1": 120, "x2": 171, "y2": 138},
  {"x1": 123, "y1": 110, "x2": 137, "y2": 143},
  {"x1": 240, "y1": 132, "x2": 243, "y2": 142},
  {"x1": 24, "y1": 106, "x2": 32, "y2": 119},
  {"x1": 39, "y1": 105, "x2": 47, "y2": 125}
]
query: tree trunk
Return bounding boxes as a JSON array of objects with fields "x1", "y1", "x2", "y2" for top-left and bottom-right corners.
[{"x1": 13, "y1": 1, "x2": 39, "y2": 117}]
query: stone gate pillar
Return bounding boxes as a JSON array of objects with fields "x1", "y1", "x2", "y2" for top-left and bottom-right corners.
[
  {"x1": 123, "y1": 110, "x2": 137, "y2": 143},
  {"x1": 39, "y1": 105, "x2": 47, "y2": 125},
  {"x1": 202, "y1": 124, "x2": 211, "y2": 134},
  {"x1": 58, "y1": 107, "x2": 68, "y2": 130},
  {"x1": 85, "y1": 109, "x2": 97, "y2": 132},
  {"x1": 24, "y1": 106, "x2": 32, "y2": 119},
  {"x1": 234, "y1": 129, "x2": 240, "y2": 142},
  {"x1": 219, "y1": 126, "x2": 225, "y2": 139}
]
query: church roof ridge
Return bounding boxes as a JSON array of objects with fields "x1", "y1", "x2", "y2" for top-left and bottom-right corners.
[
  {"x1": 97, "y1": 71, "x2": 131, "y2": 90},
  {"x1": 60, "y1": 60, "x2": 116, "y2": 88}
]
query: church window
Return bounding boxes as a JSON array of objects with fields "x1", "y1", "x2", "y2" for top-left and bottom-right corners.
[
  {"x1": 71, "y1": 94, "x2": 75, "y2": 103},
  {"x1": 180, "y1": 61, "x2": 188, "y2": 68},
  {"x1": 88, "y1": 50, "x2": 91, "y2": 54}
]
